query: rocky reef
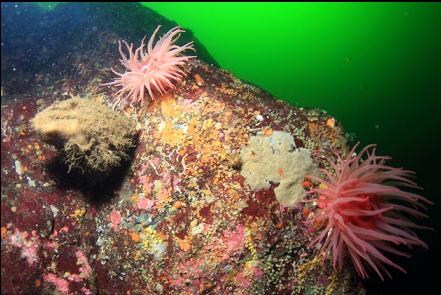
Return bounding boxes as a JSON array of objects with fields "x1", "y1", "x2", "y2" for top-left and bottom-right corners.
[{"x1": 0, "y1": 3, "x2": 367, "y2": 294}]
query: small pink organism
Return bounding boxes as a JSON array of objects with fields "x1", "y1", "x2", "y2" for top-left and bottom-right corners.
[
  {"x1": 104, "y1": 25, "x2": 196, "y2": 109},
  {"x1": 308, "y1": 143, "x2": 432, "y2": 280}
]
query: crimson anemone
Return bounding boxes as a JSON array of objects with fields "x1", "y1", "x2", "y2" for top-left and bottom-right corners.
[
  {"x1": 309, "y1": 143, "x2": 432, "y2": 280},
  {"x1": 105, "y1": 26, "x2": 195, "y2": 109}
]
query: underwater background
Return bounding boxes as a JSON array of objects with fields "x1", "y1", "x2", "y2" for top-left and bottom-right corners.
[{"x1": 3, "y1": 2, "x2": 441, "y2": 294}]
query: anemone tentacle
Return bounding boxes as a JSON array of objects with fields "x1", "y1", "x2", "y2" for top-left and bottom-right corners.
[
  {"x1": 104, "y1": 25, "x2": 196, "y2": 109},
  {"x1": 309, "y1": 143, "x2": 432, "y2": 280}
]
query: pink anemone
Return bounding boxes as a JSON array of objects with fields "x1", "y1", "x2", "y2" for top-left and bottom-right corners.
[
  {"x1": 104, "y1": 25, "x2": 196, "y2": 109},
  {"x1": 308, "y1": 143, "x2": 432, "y2": 280}
]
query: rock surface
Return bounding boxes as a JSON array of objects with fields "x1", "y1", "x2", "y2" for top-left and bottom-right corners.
[{"x1": 1, "y1": 3, "x2": 364, "y2": 294}]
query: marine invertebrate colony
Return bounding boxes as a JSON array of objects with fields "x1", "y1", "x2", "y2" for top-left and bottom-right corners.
[
  {"x1": 240, "y1": 131, "x2": 318, "y2": 207},
  {"x1": 33, "y1": 97, "x2": 137, "y2": 174},
  {"x1": 105, "y1": 26, "x2": 196, "y2": 109},
  {"x1": 308, "y1": 143, "x2": 432, "y2": 280}
]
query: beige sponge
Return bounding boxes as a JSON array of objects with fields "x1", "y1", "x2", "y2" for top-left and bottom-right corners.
[
  {"x1": 240, "y1": 131, "x2": 318, "y2": 207},
  {"x1": 33, "y1": 97, "x2": 137, "y2": 174}
]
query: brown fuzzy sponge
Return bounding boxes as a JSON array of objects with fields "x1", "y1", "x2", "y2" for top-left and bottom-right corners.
[{"x1": 32, "y1": 97, "x2": 137, "y2": 173}]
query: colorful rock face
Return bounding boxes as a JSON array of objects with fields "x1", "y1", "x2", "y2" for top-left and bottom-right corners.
[
  {"x1": 1, "y1": 3, "x2": 364, "y2": 295},
  {"x1": 1, "y1": 59, "x2": 363, "y2": 294}
]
